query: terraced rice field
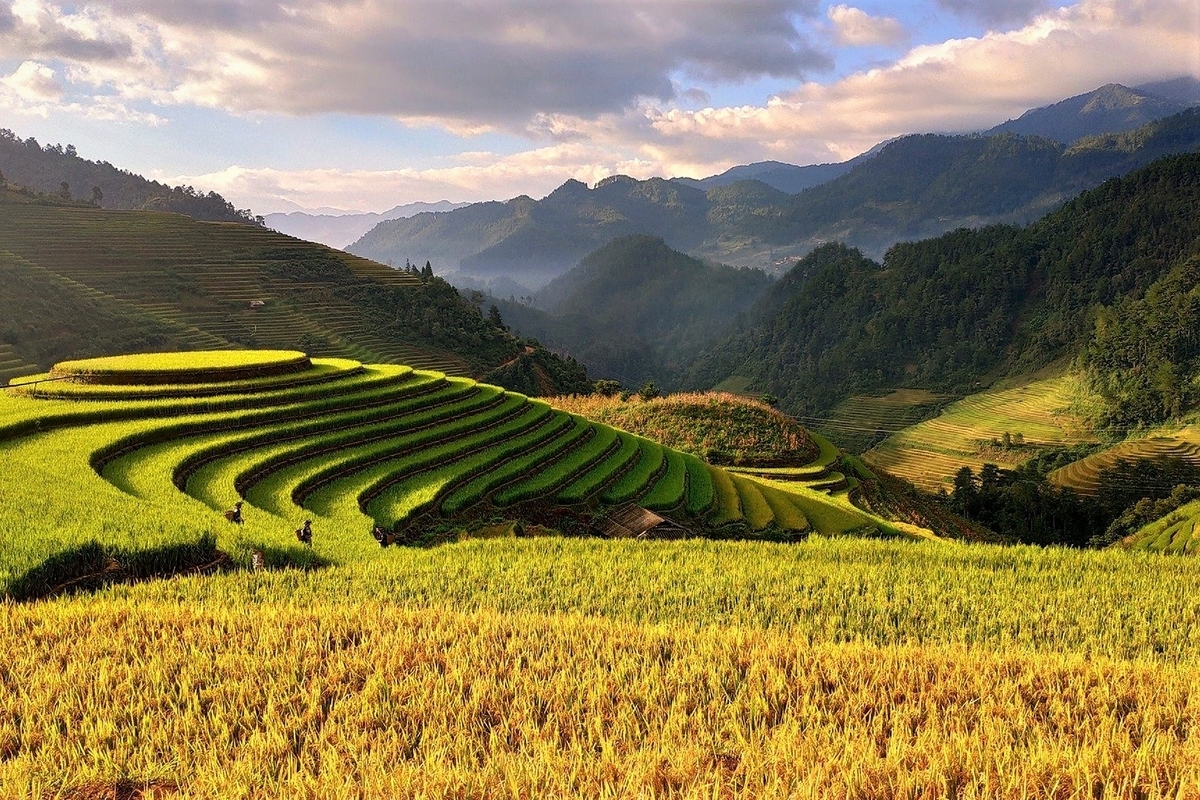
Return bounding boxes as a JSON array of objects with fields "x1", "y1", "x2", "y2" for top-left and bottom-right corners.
[
  {"x1": 810, "y1": 389, "x2": 949, "y2": 454},
  {"x1": 8, "y1": 357, "x2": 1200, "y2": 798},
  {"x1": 0, "y1": 351, "x2": 899, "y2": 597},
  {"x1": 0, "y1": 343, "x2": 37, "y2": 384},
  {"x1": 0, "y1": 205, "x2": 468, "y2": 373},
  {"x1": 726, "y1": 433, "x2": 850, "y2": 494},
  {"x1": 1048, "y1": 427, "x2": 1200, "y2": 497},
  {"x1": 865, "y1": 376, "x2": 1097, "y2": 491}
]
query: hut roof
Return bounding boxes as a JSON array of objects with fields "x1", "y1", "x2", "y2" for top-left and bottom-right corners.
[{"x1": 596, "y1": 504, "x2": 692, "y2": 539}]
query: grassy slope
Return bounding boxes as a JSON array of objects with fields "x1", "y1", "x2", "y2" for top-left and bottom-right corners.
[
  {"x1": 1048, "y1": 424, "x2": 1200, "y2": 497},
  {"x1": 550, "y1": 394, "x2": 958, "y2": 539},
  {"x1": 0, "y1": 203, "x2": 469, "y2": 373},
  {"x1": 550, "y1": 392, "x2": 819, "y2": 466},
  {"x1": 812, "y1": 388, "x2": 949, "y2": 454},
  {"x1": 1125, "y1": 497, "x2": 1200, "y2": 554}
]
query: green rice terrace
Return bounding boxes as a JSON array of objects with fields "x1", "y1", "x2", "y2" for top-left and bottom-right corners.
[{"x1": 0, "y1": 350, "x2": 907, "y2": 600}]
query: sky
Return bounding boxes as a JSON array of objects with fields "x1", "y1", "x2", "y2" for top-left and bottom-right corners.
[{"x1": 0, "y1": 0, "x2": 1197, "y2": 215}]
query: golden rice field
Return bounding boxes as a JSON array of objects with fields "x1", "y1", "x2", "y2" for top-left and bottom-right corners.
[
  {"x1": 6, "y1": 537, "x2": 1200, "y2": 799},
  {"x1": 812, "y1": 389, "x2": 949, "y2": 454},
  {"x1": 865, "y1": 376, "x2": 1098, "y2": 491}
]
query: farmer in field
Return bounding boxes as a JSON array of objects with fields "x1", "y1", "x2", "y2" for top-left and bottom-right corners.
[
  {"x1": 296, "y1": 519, "x2": 313, "y2": 547},
  {"x1": 224, "y1": 501, "x2": 244, "y2": 525},
  {"x1": 373, "y1": 524, "x2": 396, "y2": 547}
]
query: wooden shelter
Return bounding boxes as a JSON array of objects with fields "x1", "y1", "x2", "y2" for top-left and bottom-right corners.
[{"x1": 596, "y1": 504, "x2": 692, "y2": 539}]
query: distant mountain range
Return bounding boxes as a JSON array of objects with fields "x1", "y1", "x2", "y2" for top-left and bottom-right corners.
[
  {"x1": 264, "y1": 201, "x2": 469, "y2": 249},
  {"x1": 673, "y1": 156, "x2": 869, "y2": 195},
  {"x1": 349, "y1": 103, "x2": 1200, "y2": 292}
]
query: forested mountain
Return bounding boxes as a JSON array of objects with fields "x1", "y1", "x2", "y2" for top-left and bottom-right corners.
[
  {"x1": 350, "y1": 108, "x2": 1200, "y2": 289},
  {"x1": 352, "y1": 176, "x2": 714, "y2": 291},
  {"x1": 0, "y1": 128, "x2": 259, "y2": 224},
  {"x1": 987, "y1": 83, "x2": 1195, "y2": 143},
  {"x1": 686, "y1": 152, "x2": 1200, "y2": 424},
  {"x1": 487, "y1": 235, "x2": 771, "y2": 388}
]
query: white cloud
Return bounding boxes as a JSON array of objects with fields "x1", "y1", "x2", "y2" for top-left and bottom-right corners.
[
  {"x1": 623, "y1": 0, "x2": 1200, "y2": 165},
  {"x1": 2, "y1": 59, "x2": 61, "y2": 101},
  {"x1": 0, "y1": 0, "x2": 832, "y2": 127},
  {"x1": 0, "y1": 59, "x2": 166, "y2": 123},
  {"x1": 827, "y1": 5, "x2": 908, "y2": 47}
]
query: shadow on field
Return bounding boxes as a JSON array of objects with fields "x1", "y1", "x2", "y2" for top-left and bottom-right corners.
[
  {"x1": 6, "y1": 535, "x2": 232, "y2": 601},
  {"x1": 7, "y1": 535, "x2": 335, "y2": 601},
  {"x1": 248, "y1": 541, "x2": 332, "y2": 572}
]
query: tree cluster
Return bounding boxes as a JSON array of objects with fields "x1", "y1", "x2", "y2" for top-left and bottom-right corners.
[
  {"x1": 0, "y1": 128, "x2": 260, "y2": 224},
  {"x1": 944, "y1": 457, "x2": 1200, "y2": 548},
  {"x1": 1080, "y1": 256, "x2": 1200, "y2": 428}
]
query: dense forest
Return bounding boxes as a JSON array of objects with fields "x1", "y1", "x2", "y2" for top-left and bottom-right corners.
[
  {"x1": 1079, "y1": 256, "x2": 1200, "y2": 427},
  {"x1": 687, "y1": 152, "x2": 1200, "y2": 427},
  {"x1": 0, "y1": 128, "x2": 260, "y2": 224}
]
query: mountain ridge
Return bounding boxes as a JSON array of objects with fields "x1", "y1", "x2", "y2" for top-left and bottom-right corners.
[
  {"x1": 684, "y1": 151, "x2": 1200, "y2": 421},
  {"x1": 349, "y1": 106, "x2": 1200, "y2": 290},
  {"x1": 987, "y1": 83, "x2": 1196, "y2": 143}
]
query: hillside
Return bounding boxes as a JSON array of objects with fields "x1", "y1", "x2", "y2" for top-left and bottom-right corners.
[
  {"x1": 7, "y1": 351, "x2": 1200, "y2": 795},
  {"x1": 861, "y1": 375, "x2": 1099, "y2": 491},
  {"x1": 0, "y1": 128, "x2": 258, "y2": 223},
  {"x1": 550, "y1": 392, "x2": 819, "y2": 467},
  {"x1": 0, "y1": 198, "x2": 590, "y2": 395},
  {"x1": 687, "y1": 152, "x2": 1200, "y2": 419},
  {"x1": 349, "y1": 106, "x2": 1200, "y2": 286},
  {"x1": 494, "y1": 235, "x2": 771, "y2": 388}
]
